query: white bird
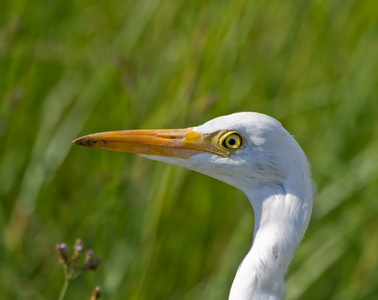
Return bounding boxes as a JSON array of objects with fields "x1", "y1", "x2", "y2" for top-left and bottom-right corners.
[{"x1": 74, "y1": 112, "x2": 313, "y2": 300}]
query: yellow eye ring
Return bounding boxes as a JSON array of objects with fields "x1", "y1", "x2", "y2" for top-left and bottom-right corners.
[{"x1": 219, "y1": 131, "x2": 244, "y2": 151}]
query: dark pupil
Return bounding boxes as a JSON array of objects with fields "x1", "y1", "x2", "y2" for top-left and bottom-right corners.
[{"x1": 228, "y1": 138, "x2": 236, "y2": 145}]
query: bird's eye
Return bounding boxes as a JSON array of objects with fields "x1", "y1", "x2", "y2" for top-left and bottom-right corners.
[{"x1": 219, "y1": 131, "x2": 244, "y2": 151}]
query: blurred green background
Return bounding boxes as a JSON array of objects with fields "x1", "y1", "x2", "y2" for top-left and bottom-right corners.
[{"x1": 1, "y1": 0, "x2": 378, "y2": 299}]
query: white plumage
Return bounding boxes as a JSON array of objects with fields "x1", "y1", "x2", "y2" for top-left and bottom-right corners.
[{"x1": 74, "y1": 112, "x2": 313, "y2": 300}]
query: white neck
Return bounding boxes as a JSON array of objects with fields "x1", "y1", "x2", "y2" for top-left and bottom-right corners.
[{"x1": 229, "y1": 175, "x2": 312, "y2": 300}]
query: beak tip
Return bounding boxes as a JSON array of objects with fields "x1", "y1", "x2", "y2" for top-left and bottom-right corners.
[{"x1": 73, "y1": 136, "x2": 93, "y2": 147}]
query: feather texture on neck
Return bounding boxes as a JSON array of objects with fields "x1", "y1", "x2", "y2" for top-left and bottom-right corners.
[{"x1": 229, "y1": 159, "x2": 313, "y2": 300}]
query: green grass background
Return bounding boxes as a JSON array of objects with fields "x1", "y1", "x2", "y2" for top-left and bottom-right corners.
[{"x1": 1, "y1": 0, "x2": 378, "y2": 299}]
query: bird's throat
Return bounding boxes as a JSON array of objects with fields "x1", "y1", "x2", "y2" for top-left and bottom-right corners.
[{"x1": 229, "y1": 181, "x2": 312, "y2": 300}]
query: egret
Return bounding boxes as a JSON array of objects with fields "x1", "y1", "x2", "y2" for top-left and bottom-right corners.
[{"x1": 73, "y1": 112, "x2": 313, "y2": 300}]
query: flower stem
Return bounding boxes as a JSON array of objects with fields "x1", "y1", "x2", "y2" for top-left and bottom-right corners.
[
  {"x1": 58, "y1": 279, "x2": 69, "y2": 300},
  {"x1": 58, "y1": 266, "x2": 70, "y2": 300}
]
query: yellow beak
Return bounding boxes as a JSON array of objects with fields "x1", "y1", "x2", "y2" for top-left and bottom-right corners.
[{"x1": 73, "y1": 129, "x2": 229, "y2": 159}]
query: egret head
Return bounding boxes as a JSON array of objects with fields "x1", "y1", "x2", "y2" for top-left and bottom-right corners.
[
  {"x1": 74, "y1": 112, "x2": 313, "y2": 300},
  {"x1": 74, "y1": 112, "x2": 309, "y2": 194}
]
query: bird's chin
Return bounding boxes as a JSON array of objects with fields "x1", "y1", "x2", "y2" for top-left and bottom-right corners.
[
  {"x1": 140, "y1": 153, "x2": 214, "y2": 176},
  {"x1": 140, "y1": 153, "x2": 244, "y2": 191},
  {"x1": 139, "y1": 154, "x2": 196, "y2": 170}
]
